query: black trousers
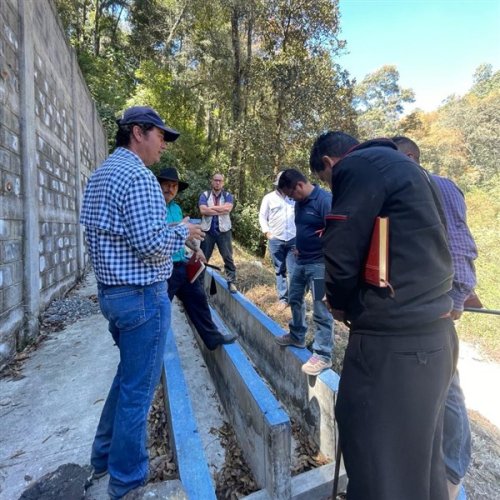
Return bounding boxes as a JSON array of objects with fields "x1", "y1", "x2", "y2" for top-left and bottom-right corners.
[
  {"x1": 168, "y1": 263, "x2": 225, "y2": 350},
  {"x1": 336, "y1": 319, "x2": 457, "y2": 500},
  {"x1": 201, "y1": 230, "x2": 236, "y2": 283}
]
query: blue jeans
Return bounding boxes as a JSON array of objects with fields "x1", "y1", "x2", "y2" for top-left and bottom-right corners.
[
  {"x1": 443, "y1": 371, "x2": 471, "y2": 485},
  {"x1": 201, "y1": 230, "x2": 236, "y2": 283},
  {"x1": 288, "y1": 262, "x2": 334, "y2": 361},
  {"x1": 268, "y1": 237, "x2": 297, "y2": 303},
  {"x1": 92, "y1": 281, "x2": 170, "y2": 500}
]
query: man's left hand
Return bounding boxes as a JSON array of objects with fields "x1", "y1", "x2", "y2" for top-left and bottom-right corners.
[
  {"x1": 194, "y1": 249, "x2": 207, "y2": 263},
  {"x1": 450, "y1": 309, "x2": 463, "y2": 321}
]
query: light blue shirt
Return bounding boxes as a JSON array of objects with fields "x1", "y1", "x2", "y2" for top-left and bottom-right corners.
[{"x1": 166, "y1": 201, "x2": 186, "y2": 263}]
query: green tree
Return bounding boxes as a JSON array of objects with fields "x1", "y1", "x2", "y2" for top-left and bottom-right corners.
[
  {"x1": 55, "y1": 0, "x2": 134, "y2": 147},
  {"x1": 354, "y1": 65, "x2": 415, "y2": 139}
]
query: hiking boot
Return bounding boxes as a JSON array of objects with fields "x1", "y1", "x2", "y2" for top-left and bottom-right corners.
[
  {"x1": 274, "y1": 334, "x2": 305, "y2": 348},
  {"x1": 228, "y1": 282, "x2": 238, "y2": 294},
  {"x1": 301, "y1": 355, "x2": 332, "y2": 376}
]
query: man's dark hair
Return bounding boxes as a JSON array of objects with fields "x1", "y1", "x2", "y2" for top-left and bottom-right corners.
[
  {"x1": 392, "y1": 136, "x2": 421, "y2": 163},
  {"x1": 115, "y1": 122, "x2": 156, "y2": 147},
  {"x1": 278, "y1": 168, "x2": 308, "y2": 191},
  {"x1": 309, "y1": 131, "x2": 359, "y2": 173}
]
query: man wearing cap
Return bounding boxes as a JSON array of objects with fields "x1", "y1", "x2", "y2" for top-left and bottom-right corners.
[
  {"x1": 259, "y1": 171, "x2": 297, "y2": 308},
  {"x1": 81, "y1": 106, "x2": 204, "y2": 500},
  {"x1": 156, "y1": 167, "x2": 237, "y2": 349},
  {"x1": 198, "y1": 173, "x2": 238, "y2": 293}
]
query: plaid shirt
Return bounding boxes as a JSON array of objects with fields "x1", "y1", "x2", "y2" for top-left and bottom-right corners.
[
  {"x1": 80, "y1": 147, "x2": 189, "y2": 285},
  {"x1": 432, "y1": 175, "x2": 477, "y2": 310}
]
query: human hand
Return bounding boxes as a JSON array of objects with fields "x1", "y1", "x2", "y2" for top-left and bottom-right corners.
[
  {"x1": 194, "y1": 248, "x2": 207, "y2": 263},
  {"x1": 182, "y1": 217, "x2": 204, "y2": 241},
  {"x1": 450, "y1": 309, "x2": 463, "y2": 321},
  {"x1": 266, "y1": 232, "x2": 272, "y2": 240}
]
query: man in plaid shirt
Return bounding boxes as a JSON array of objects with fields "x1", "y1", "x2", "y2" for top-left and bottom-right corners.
[
  {"x1": 81, "y1": 106, "x2": 203, "y2": 499},
  {"x1": 394, "y1": 136, "x2": 476, "y2": 500}
]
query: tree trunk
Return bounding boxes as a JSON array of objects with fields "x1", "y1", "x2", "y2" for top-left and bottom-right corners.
[
  {"x1": 229, "y1": 5, "x2": 243, "y2": 199},
  {"x1": 94, "y1": 0, "x2": 101, "y2": 57}
]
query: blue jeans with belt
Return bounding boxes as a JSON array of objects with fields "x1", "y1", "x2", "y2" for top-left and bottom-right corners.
[
  {"x1": 443, "y1": 371, "x2": 471, "y2": 486},
  {"x1": 91, "y1": 281, "x2": 170, "y2": 500},
  {"x1": 268, "y1": 237, "x2": 296, "y2": 303}
]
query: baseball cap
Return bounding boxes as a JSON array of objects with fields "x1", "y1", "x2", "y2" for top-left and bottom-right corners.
[{"x1": 118, "y1": 106, "x2": 180, "y2": 142}]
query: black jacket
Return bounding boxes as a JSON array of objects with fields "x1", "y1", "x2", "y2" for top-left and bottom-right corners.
[{"x1": 322, "y1": 140, "x2": 453, "y2": 334}]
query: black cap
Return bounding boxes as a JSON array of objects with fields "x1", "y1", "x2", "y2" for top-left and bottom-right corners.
[
  {"x1": 156, "y1": 167, "x2": 189, "y2": 191},
  {"x1": 118, "y1": 106, "x2": 180, "y2": 142}
]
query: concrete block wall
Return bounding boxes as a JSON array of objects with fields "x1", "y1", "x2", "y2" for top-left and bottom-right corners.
[{"x1": 0, "y1": 0, "x2": 107, "y2": 367}]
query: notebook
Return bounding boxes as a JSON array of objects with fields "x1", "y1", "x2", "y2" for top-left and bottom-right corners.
[{"x1": 363, "y1": 217, "x2": 390, "y2": 288}]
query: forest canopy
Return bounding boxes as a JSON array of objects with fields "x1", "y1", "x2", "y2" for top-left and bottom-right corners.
[{"x1": 55, "y1": 0, "x2": 499, "y2": 250}]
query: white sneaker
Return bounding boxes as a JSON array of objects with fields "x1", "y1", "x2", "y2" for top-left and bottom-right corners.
[{"x1": 301, "y1": 355, "x2": 332, "y2": 376}]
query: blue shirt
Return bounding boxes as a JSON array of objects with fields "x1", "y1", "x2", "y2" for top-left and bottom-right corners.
[
  {"x1": 295, "y1": 185, "x2": 332, "y2": 264},
  {"x1": 80, "y1": 147, "x2": 189, "y2": 285},
  {"x1": 432, "y1": 175, "x2": 477, "y2": 310}
]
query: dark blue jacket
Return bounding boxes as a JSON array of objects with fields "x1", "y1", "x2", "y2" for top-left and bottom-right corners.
[{"x1": 295, "y1": 185, "x2": 332, "y2": 264}]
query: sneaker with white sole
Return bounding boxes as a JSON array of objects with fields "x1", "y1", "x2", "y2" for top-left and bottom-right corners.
[
  {"x1": 301, "y1": 355, "x2": 332, "y2": 376},
  {"x1": 274, "y1": 333, "x2": 306, "y2": 348},
  {"x1": 276, "y1": 301, "x2": 288, "y2": 311}
]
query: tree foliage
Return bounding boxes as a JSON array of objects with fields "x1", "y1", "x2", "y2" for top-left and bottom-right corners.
[
  {"x1": 353, "y1": 65, "x2": 415, "y2": 139},
  {"x1": 54, "y1": 1, "x2": 497, "y2": 254},
  {"x1": 55, "y1": 0, "x2": 355, "y2": 205},
  {"x1": 397, "y1": 64, "x2": 499, "y2": 188}
]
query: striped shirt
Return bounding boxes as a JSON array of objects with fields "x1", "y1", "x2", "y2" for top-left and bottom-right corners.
[
  {"x1": 80, "y1": 147, "x2": 189, "y2": 285},
  {"x1": 432, "y1": 175, "x2": 477, "y2": 310}
]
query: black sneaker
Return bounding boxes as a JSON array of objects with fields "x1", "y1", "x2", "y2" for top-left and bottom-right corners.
[
  {"x1": 218, "y1": 332, "x2": 237, "y2": 345},
  {"x1": 206, "y1": 333, "x2": 238, "y2": 351},
  {"x1": 91, "y1": 468, "x2": 108, "y2": 480}
]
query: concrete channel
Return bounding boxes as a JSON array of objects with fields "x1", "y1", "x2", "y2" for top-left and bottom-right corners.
[{"x1": 164, "y1": 268, "x2": 346, "y2": 499}]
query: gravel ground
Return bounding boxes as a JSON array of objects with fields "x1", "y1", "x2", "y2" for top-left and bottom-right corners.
[{"x1": 41, "y1": 295, "x2": 100, "y2": 333}]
